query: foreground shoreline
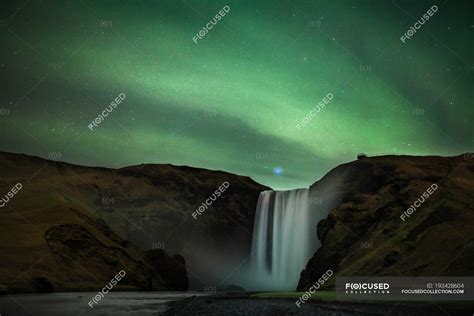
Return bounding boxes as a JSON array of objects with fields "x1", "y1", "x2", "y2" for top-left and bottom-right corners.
[
  {"x1": 1, "y1": 291, "x2": 473, "y2": 315},
  {"x1": 164, "y1": 292, "x2": 474, "y2": 316}
]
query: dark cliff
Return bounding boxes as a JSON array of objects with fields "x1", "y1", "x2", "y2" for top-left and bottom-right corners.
[
  {"x1": 0, "y1": 151, "x2": 268, "y2": 292},
  {"x1": 298, "y1": 154, "x2": 474, "y2": 290}
]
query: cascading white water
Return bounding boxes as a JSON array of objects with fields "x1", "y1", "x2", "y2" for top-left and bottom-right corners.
[{"x1": 249, "y1": 188, "x2": 322, "y2": 290}]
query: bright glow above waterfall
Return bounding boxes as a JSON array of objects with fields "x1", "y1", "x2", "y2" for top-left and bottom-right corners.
[{"x1": 1, "y1": 1, "x2": 472, "y2": 191}]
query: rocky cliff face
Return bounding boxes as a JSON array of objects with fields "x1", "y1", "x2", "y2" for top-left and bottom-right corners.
[
  {"x1": 298, "y1": 154, "x2": 474, "y2": 290},
  {"x1": 0, "y1": 151, "x2": 267, "y2": 291},
  {"x1": 104, "y1": 163, "x2": 269, "y2": 288},
  {"x1": 0, "y1": 200, "x2": 187, "y2": 293}
]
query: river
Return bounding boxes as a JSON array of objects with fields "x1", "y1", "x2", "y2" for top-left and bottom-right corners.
[{"x1": 0, "y1": 292, "x2": 205, "y2": 316}]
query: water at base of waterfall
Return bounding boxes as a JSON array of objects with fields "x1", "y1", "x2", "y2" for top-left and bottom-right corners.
[{"x1": 247, "y1": 188, "x2": 325, "y2": 290}]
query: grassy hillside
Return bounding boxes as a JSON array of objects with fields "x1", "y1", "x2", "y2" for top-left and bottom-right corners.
[
  {"x1": 0, "y1": 151, "x2": 267, "y2": 291},
  {"x1": 299, "y1": 154, "x2": 474, "y2": 290}
]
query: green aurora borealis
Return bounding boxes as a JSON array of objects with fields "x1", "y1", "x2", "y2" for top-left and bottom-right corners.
[{"x1": 1, "y1": 0, "x2": 473, "y2": 189}]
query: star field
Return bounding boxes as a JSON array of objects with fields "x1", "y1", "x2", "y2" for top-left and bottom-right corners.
[{"x1": 0, "y1": 0, "x2": 472, "y2": 189}]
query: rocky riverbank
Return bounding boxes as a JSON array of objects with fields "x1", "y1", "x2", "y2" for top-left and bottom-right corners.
[{"x1": 164, "y1": 292, "x2": 474, "y2": 316}]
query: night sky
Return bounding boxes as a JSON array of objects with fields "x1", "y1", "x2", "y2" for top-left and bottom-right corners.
[{"x1": 0, "y1": 0, "x2": 472, "y2": 189}]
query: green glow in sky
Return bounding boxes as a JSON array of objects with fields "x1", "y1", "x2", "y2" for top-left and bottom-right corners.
[{"x1": 1, "y1": 0, "x2": 472, "y2": 189}]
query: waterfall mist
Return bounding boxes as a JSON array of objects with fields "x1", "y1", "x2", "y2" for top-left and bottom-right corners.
[{"x1": 236, "y1": 188, "x2": 326, "y2": 290}]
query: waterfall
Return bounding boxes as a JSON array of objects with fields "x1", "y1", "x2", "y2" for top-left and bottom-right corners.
[{"x1": 249, "y1": 188, "x2": 322, "y2": 290}]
